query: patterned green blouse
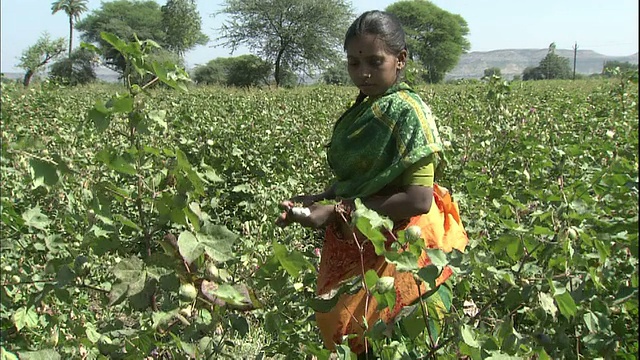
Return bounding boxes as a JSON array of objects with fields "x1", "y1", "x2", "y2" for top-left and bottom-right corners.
[{"x1": 327, "y1": 82, "x2": 446, "y2": 199}]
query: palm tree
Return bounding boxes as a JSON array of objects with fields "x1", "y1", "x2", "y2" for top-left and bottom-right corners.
[{"x1": 51, "y1": 0, "x2": 89, "y2": 57}]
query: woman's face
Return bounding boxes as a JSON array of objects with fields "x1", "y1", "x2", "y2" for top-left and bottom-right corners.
[{"x1": 346, "y1": 34, "x2": 407, "y2": 97}]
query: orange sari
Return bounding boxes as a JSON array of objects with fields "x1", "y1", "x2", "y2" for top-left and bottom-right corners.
[{"x1": 315, "y1": 184, "x2": 469, "y2": 353}]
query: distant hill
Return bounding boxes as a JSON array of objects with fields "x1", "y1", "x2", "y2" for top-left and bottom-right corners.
[
  {"x1": 3, "y1": 48, "x2": 638, "y2": 83},
  {"x1": 447, "y1": 48, "x2": 639, "y2": 80}
]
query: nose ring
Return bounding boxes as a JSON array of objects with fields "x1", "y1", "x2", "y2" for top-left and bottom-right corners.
[{"x1": 364, "y1": 74, "x2": 371, "y2": 78}]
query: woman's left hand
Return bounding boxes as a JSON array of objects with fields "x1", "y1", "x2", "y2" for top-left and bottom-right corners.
[{"x1": 275, "y1": 201, "x2": 335, "y2": 229}]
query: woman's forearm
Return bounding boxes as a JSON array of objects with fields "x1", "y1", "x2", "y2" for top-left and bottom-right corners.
[{"x1": 361, "y1": 185, "x2": 433, "y2": 222}]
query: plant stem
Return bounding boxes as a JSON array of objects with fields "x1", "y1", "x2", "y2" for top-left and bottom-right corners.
[{"x1": 416, "y1": 279, "x2": 436, "y2": 349}]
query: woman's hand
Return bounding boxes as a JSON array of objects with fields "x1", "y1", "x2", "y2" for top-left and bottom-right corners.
[{"x1": 275, "y1": 200, "x2": 335, "y2": 229}]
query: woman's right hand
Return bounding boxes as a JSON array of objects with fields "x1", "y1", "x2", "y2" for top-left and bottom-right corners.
[{"x1": 275, "y1": 200, "x2": 335, "y2": 229}]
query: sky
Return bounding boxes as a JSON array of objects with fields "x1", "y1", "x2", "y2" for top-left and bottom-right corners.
[{"x1": 1, "y1": 0, "x2": 638, "y2": 73}]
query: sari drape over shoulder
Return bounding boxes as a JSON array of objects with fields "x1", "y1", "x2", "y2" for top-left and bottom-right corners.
[{"x1": 317, "y1": 83, "x2": 469, "y2": 353}]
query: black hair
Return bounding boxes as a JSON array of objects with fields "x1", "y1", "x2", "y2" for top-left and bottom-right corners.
[
  {"x1": 344, "y1": 11, "x2": 408, "y2": 104},
  {"x1": 344, "y1": 10, "x2": 407, "y2": 56}
]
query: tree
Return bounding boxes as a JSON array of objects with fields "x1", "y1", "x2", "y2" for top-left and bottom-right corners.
[
  {"x1": 321, "y1": 60, "x2": 350, "y2": 85},
  {"x1": 217, "y1": 0, "x2": 353, "y2": 86},
  {"x1": 603, "y1": 61, "x2": 638, "y2": 76},
  {"x1": 483, "y1": 67, "x2": 501, "y2": 78},
  {"x1": 522, "y1": 66, "x2": 544, "y2": 81},
  {"x1": 538, "y1": 49, "x2": 571, "y2": 80},
  {"x1": 161, "y1": 0, "x2": 209, "y2": 57},
  {"x1": 521, "y1": 45, "x2": 572, "y2": 81},
  {"x1": 76, "y1": 0, "x2": 165, "y2": 74},
  {"x1": 193, "y1": 57, "x2": 234, "y2": 85},
  {"x1": 17, "y1": 32, "x2": 66, "y2": 86},
  {"x1": 386, "y1": 0, "x2": 470, "y2": 84},
  {"x1": 226, "y1": 55, "x2": 272, "y2": 87},
  {"x1": 192, "y1": 55, "x2": 271, "y2": 87},
  {"x1": 51, "y1": 0, "x2": 89, "y2": 57},
  {"x1": 49, "y1": 48, "x2": 98, "y2": 85}
]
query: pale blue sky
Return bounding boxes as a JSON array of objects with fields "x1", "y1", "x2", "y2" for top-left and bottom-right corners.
[{"x1": 1, "y1": 0, "x2": 638, "y2": 72}]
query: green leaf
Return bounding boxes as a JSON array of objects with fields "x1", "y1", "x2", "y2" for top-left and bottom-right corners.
[
  {"x1": 29, "y1": 159, "x2": 59, "y2": 186},
  {"x1": 55, "y1": 265, "x2": 76, "y2": 287},
  {"x1": 583, "y1": 311, "x2": 600, "y2": 333},
  {"x1": 85, "y1": 323, "x2": 102, "y2": 344},
  {"x1": 148, "y1": 109, "x2": 167, "y2": 130},
  {"x1": 417, "y1": 265, "x2": 440, "y2": 290},
  {"x1": 206, "y1": 284, "x2": 245, "y2": 305},
  {"x1": 352, "y1": 199, "x2": 393, "y2": 255},
  {"x1": 461, "y1": 324, "x2": 480, "y2": 348},
  {"x1": 554, "y1": 291, "x2": 577, "y2": 319},
  {"x1": 113, "y1": 214, "x2": 142, "y2": 231},
  {"x1": 15, "y1": 349, "x2": 61, "y2": 360},
  {"x1": 22, "y1": 206, "x2": 51, "y2": 230},
  {"x1": 111, "y1": 256, "x2": 144, "y2": 282},
  {"x1": 230, "y1": 314, "x2": 250, "y2": 336},
  {"x1": 12, "y1": 307, "x2": 38, "y2": 331},
  {"x1": 152, "y1": 310, "x2": 179, "y2": 329},
  {"x1": 437, "y1": 285, "x2": 453, "y2": 311},
  {"x1": 109, "y1": 156, "x2": 136, "y2": 175},
  {"x1": 108, "y1": 282, "x2": 129, "y2": 306},
  {"x1": 177, "y1": 231, "x2": 203, "y2": 265},
  {"x1": 88, "y1": 107, "x2": 110, "y2": 133},
  {"x1": 100, "y1": 32, "x2": 127, "y2": 53},
  {"x1": 364, "y1": 269, "x2": 379, "y2": 290},
  {"x1": 175, "y1": 148, "x2": 191, "y2": 170},
  {"x1": 273, "y1": 242, "x2": 313, "y2": 277},
  {"x1": 264, "y1": 312, "x2": 282, "y2": 335},
  {"x1": 336, "y1": 344, "x2": 355, "y2": 360},
  {"x1": 533, "y1": 226, "x2": 555, "y2": 236},
  {"x1": 426, "y1": 249, "x2": 448, "y2": 267},
  {"x1": 384, "y1": 251, "x2": 419, "y2": 272},
  {"x1": 309, "y1": 276, "x2": 362, "y2": 313},
  {"x1": 109, "y1": 94, "x2": 134, "y2": 113},
  {"x1": 1, "y1": 347, "x2": 19, "y2": 360}
]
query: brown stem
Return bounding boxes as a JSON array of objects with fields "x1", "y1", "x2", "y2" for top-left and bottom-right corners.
[{"x1": 141, "y1": 76, "x2": 160, "y2": 91}]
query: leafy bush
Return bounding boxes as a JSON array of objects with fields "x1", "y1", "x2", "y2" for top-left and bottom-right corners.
[
  {"x1": 49, "y1": 49, "x2": 98, "y2": 86},
  {"x1": 1, "y1": 37, "x2": 637, "y2": 359}
]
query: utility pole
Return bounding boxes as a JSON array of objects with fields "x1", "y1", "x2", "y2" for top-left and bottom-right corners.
[{"x1": 572, "y1": 42, "x2": 578, "y2": 80}]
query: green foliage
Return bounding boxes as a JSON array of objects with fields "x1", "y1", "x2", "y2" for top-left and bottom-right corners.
[
  {"x1": 75, "y1": 0, "x2": 166, "y2": 74},
  {"x1": 523, "y1": 47, "x2": 572, "y2": 81},
  {"x1": 603, "y1": 61, "x2": 638, "y2": 77},
  {"x1": 386, "y1": 0, "x2": 471, "y2": 84},
  {"x1": 321, "y1": 60, "x2": 350, "y2": 85},
  {"x1": 1, "y1": 61, "x2": 637, "y2": 359},
  {"x1": 226, "y1": 55, "x2": 272, "y2": 87},
  {"x1": 483, "y1": 67, "x2": 501, "y2": 78},
  {"x1": 192, "y1": 58, "x2": 233, "y2": 85},
  {"x1": 17, "y1": 32, "x2": 67, "y2": 87},
  {"x1": 538, "y1": 51, "x2": 572, "y2": 80},
  {"x1": 51, "y1": 0, "x2": 88, "y2": 57},
  {"x1": 217, "y1": 0, "x2": 353, "y2": 86},
  {"x1": 522, "y1": 66, "x2": 544, "y2": 81},
  {"x1": 49, "y1": 48, "x2": 98, "y2": 86},
  {"x1": 192, "y1": 55, "x2": 272, "y2": 87},
  {"x1": 160, "y1": 0, "x2": 209, "y2": 57}
]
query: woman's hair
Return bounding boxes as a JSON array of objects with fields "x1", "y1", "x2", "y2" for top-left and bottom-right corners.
[
  {"x1": 343, "y1": 10, "x2": 407, "y2": 55},
  {"x1": 344, "y1": 11, "x2": 408, "y2": 104}
]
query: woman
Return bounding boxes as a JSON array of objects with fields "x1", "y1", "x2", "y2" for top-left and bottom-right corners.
[{"x1": 276, "y1": 10, "x2": 468, "y2": 355}]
